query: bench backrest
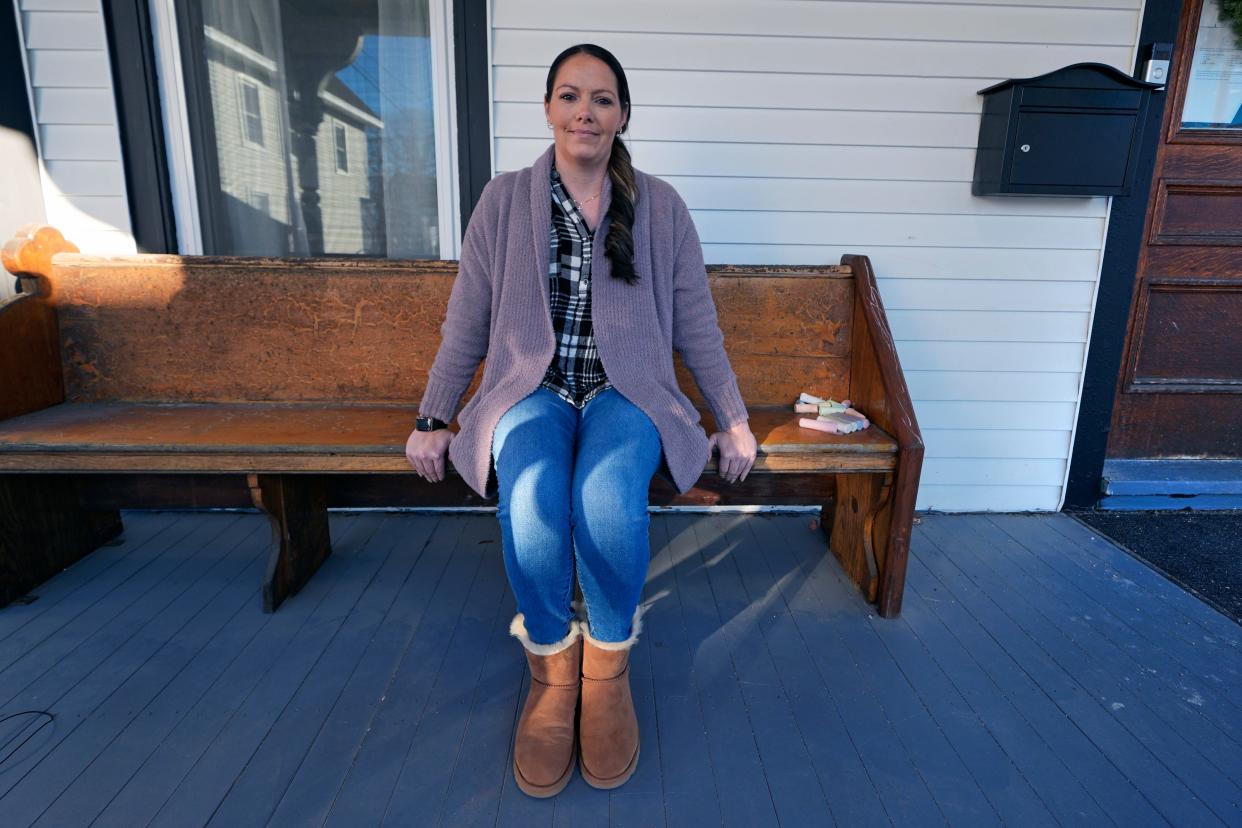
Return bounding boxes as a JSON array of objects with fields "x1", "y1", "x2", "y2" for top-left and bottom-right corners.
[{"x1": 5, "y1": 227, "x2": 856, "y2": 409}]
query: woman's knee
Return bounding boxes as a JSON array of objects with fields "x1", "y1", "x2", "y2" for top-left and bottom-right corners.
[
  {"x1": 493, "y1": 392, "x2": 573, "y2": 491},
  {"x1": 493, "y1": 389, "x2": 569, "y2": 461}
]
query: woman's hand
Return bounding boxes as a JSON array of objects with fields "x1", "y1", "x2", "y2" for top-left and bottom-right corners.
[
  {"x1": 707, "y1": 420, "x2": 757, "y2": 484},
  {"x1": 405, "y1": 428, "x2": 454, "y2": 482}
]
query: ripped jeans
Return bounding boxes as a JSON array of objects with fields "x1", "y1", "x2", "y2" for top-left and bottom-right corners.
[{"x1": 491, "y1": 385, "x2": 664, "y2": 645}]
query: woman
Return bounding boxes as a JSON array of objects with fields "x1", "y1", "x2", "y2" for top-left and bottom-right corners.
[{"x1": 405, "y1": 43, "x2": 757, "y2": 797}]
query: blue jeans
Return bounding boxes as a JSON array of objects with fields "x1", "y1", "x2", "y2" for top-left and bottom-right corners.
[{"x1": 491, "y1": 386, "x2": 664, "y2": 646}]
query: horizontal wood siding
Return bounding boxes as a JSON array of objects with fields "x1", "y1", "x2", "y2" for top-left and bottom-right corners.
[
  {"x1": 492, "y1": 0, "x2": 1144, "y2": 511},
  {"x1": 18, "y1": 0, "x2": 136, "y2": 255}
]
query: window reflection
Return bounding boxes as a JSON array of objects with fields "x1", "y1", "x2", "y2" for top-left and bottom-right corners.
[
  {"x1": 181, "y1": 0, "x2": 440, "y2": 257},
  {"x1": 1181, "y1": 0, "x2": 1242, "y2": 129}
]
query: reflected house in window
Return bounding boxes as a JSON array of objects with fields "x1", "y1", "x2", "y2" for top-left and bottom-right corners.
[
  {"x1": 184, "y1": 1, "x2": 440, "y2": 258},
  {"x1": 312, "y1": 85, "x2": 383, "y2": 255}
]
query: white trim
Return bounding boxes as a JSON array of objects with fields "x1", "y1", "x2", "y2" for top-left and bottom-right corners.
[
  {"x1": 5, "y1": 0, "x2": 43, "y2": 301},
  {"x1": 321, "y1": 91, "x2": 384, "y2": 130},
  {"x1": 485, "y1": 0, "x2": 495, "y2": 180},
  {"x1": 148, "y1": 0, "x2": 202, "y2": 254},
  {"x1": 204, "y1": 24, "x2": 277, "y2": 73},
  {"x1": 10, "y1": 0, "x2": 45, "y2": 201},
  {"x1": 331, "y1": 117, "x2": 349, "y2": 175},
  {"x1": 429, "y1": 0, "x2": 461, "y2": 258}
]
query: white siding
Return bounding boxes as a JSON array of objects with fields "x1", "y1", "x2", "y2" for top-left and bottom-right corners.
[
  {"x1": 17, "y1": 0, "x2": 135, "y2": 255},
  {"x1": 492, "y1": 0, "x2": 1144, "y2": 512}
]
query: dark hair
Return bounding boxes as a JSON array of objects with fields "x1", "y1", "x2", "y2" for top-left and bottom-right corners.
[{"x1": 544, "y1": 43, "x2": 638, "y2": 285}]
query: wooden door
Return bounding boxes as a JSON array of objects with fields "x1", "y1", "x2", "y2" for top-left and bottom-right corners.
[{"x1": 1108, "y1": 0, "x2": 1242, "y2": 458}]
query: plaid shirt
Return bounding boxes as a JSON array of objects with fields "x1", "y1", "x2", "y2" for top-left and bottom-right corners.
[{"x1": 538, "y1": 167, "x2": 613, "y2": 408}]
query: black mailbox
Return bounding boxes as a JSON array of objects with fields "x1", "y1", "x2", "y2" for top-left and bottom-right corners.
[{"x1": 972, "y1": 63, "x2": 1162, "y2": 197}]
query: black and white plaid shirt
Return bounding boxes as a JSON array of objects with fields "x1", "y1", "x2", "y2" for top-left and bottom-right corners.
[{"x1": 539, "y1": 166, "x2": 612, "y2": 408}]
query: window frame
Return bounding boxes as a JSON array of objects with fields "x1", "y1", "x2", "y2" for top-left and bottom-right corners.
[
  {"x1": 236, "y1": 75, "x2": 266, "y2": 151},
  {"x1": 140, "y1": 0, "x2": 470, "y2": 257},
  {"x1": 332, "y1": 117, "x2": 349, "y2": 174}
]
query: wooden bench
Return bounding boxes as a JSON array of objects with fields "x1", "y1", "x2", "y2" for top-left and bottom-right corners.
[{"x1": 0, "y1": 224, "x2": 923, "y2": 617}]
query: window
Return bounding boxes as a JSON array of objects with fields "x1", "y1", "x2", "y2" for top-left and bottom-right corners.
[
  {"x1": 154, "y1": 0, "x2": 459, "y2": 258},
  {"x1": 1180, "y1": 0, "x2": 1242, "y2": 130},
  {"x1": 333, "y1": 120, "x2": 349, "y2": 173},
  {"x1": 237, "y1": 77, "x2": 264, "y2": 148}
]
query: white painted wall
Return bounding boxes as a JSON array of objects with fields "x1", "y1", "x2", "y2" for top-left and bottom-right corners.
[
  {"x1": 15, "y1": 0, "x2": 136, "y2": 256},
  {"x1": 491, "y1": 0, "x2": 1145, "y2": 512}
]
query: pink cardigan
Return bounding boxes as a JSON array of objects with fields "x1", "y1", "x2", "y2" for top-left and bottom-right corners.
[{"x1": 419, "y1": 143, "x2": 748, "y2": 499}]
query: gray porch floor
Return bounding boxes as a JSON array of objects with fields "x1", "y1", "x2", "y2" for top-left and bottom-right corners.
[{"x1": 0, "y1": 509, "x2": 1238, "y2": 827}]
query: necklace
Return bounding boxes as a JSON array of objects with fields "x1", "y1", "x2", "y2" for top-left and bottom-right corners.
[{"x1": 573, "y1": 190, "x2": 602, "y2": 209}]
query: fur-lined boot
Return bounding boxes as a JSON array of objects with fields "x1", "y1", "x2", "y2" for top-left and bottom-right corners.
[
  {"x1": 509, "y1": 612, "x2": 583, "y2": 797},
  {"x1": 577, "y1": 606, "x2": 643, "y2": 789}
]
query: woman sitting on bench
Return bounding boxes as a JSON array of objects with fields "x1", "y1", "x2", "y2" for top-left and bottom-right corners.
[{"x1": 405, "y1": 43, "x2": 757, "y2": 798}]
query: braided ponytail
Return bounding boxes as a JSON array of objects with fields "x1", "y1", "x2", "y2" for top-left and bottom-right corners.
[
  {"x1": 605, "y1": 136, "x2": 639, "y2": 284},
  {"x1": 545, "y1": 43, "x2": 638, "y2": 284}
]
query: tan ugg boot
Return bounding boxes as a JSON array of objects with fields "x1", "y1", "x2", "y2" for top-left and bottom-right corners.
[
  {"x1": 509, "y1": 613, "x2": 583, "y2": 798},
  {"x1": 577, "y1": 606, "x2": 643, "y2": 789}
]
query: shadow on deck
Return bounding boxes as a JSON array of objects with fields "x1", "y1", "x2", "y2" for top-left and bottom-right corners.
[{"x1": 0, "y1": 510, "x2": 1238, "y2": 827}]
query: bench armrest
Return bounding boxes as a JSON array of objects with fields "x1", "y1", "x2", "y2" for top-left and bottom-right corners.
[
  {"x1": 840, "y1": 254, "x2": 922, "y2": 458},
  {"x1": 841, "y1": 253, "x2": 924, "y2": 616},
  {"x1": 0, "y1": 225, "x2": 73, "y2": 421}
]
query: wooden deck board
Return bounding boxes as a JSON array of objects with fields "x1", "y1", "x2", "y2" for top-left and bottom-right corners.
[
  {"x1": 263, "y1": 514, "x2": 445, "y2": 826},
  {"x1": 762, "y1": 515, "x2": 949, "y2": 827},
  {"x1": 664, "y1": 512, "x2": 782, "y2": 828},
  {"x1": 29, "y1": 516, "x2": 265, "y2": 827},
  {"x1": 35, "y1": 525, "x2": 274, "y2": 825},
  {"x1": 204, "y1": 515, "x2": 426, "y2": 826},
  {"x1": 318, "y1": 516, "x2": 480, "y2": 827},
  {"x1": 435, "y1": 571, "x2": 522, "y2": 827},
  {"x1": 979, "y1": 515, "x2": 1242, "y2": 742},
  {"x1": 914, "y1": 516, "x2": 1228, "y2": 826},
  {"x1": 142, "y1": 514, "x2": 388, "y2": 828},
  {"x1": 0, "y1": 512, "x2": 191, "y2": 680},
  {"x1": 954, "y1": 516, "x2": 1242, "y2": 781},
  {"x1": 86, "y1": 514, "x2": 369, "y2": 828},
  {"x1": 903, "y1": 541, "x2": 1170, "y2": 827},
  {"x1": 693, "y1": 514, "x2": 836, "y2": 828},
  {"x1": 936, "y1": 515, "x2": 1242, "y2": 816},
  {"x1": 1042, "y1": 515, "x2": 1242, "y2": 679},
  {"x1": 742, "y1": 515, "x2": 894, "y2": 827},
  {"x1": 644, "y1": 516, "x2": 724, "y2": 828},
  {"x1": 0, "y1": 512, "x2": 246, "y2": 713},
  {"x1": 382, "y1": 517, "x2": 509, "y2": 825},
  {"x1": 3, "y1": 514, "x2": 257, "y2": 825},
  {"x1": 0, "y1": 511, "x2": 178, "y2": 646},
  {"x1": 1, "y1": 510, "x2": 1238, "y2": 828},
  {"x1": 765, "y1": 517, "x2": 1000, "y2": 825}
]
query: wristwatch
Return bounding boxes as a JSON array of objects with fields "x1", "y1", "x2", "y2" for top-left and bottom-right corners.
[{"x1": 415, "y1": 415, "x2": 448, "y2": 432}]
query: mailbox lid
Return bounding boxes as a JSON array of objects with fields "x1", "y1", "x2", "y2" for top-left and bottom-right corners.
[
  {"x1": 1018, "y1": 86, "x2": 1143, "y2": 111},
  {"x1": 1007, "y1": 111, "x2": 1137, "y2": 189}
]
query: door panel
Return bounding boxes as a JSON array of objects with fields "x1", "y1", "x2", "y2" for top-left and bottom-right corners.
[{"x1": 1107, "y1": 0, "x2": 1242, "y2": 458}]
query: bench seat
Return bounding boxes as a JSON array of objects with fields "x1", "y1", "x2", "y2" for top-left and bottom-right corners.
[
  {"x1": 0, "y1": 402, "x2": 897, "y2": 473},
  {"x1": 2, "y1": 224, "x2": 922, "y2": 617}
]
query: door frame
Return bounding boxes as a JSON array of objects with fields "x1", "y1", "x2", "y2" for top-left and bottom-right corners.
[{"x1": 1064, "y1": 0, "x2": 1185, "y2": 508}]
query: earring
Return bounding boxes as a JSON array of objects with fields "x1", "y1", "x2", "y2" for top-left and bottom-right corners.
[{"x1": 546, "y1": 121, "x2": 553, "y2": 129}]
